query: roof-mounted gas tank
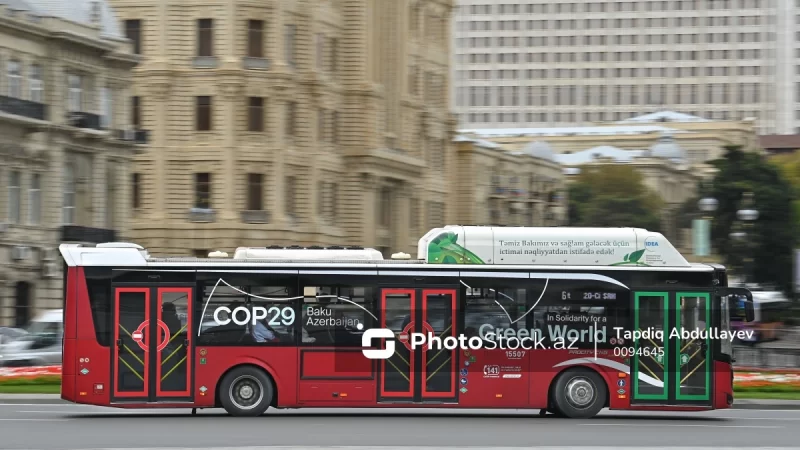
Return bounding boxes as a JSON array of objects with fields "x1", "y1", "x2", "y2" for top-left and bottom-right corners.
[
  {"x1": 418, "y1": 225, "x2": 691, "y2": 267},
  {"x1": 232, "y1": 245, "x2": 385, "y2": 261}
]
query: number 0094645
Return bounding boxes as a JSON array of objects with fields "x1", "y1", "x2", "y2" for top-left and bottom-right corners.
[{"x1": 613, "y1": 346, "x2": 664, "y2": 357}]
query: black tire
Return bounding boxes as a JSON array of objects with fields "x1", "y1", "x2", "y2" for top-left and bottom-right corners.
[
  {"x1": 219, "y1": 366, "x2": 274, "y2": 417},
  {"x1": 550, "y1": 368, "x2": 607, "y2": 419}
]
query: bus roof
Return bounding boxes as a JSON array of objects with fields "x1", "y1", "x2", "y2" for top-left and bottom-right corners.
[{"x1": 58, "y1": 225, "x2": 701, "y2": 271}]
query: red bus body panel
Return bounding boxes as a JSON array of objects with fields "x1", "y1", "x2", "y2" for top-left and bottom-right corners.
[{"x1": 61, "y1": 267, "x2": 730, "y2": 412}]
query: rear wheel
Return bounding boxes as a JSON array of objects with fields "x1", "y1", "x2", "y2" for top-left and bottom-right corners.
[
  {"x1": 550, "y1": 368, "x2": 606, "y2": 419},
  {"x1": 219, "y1": 366, "x2": 274, "y2": 417}
]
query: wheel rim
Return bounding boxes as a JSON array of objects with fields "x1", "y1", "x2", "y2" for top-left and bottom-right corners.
[
  {"x1": 228, "y1": 375, "x2": 264, "y2": 410},
  {"x1": 564, "y1": 377, "x2": 596, "y2": 409}
]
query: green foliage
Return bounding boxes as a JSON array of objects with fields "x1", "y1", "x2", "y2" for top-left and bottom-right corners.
[
  {"x1": 567, "y1": 165, "x2": 664, "y2": 231},
  {"x1": 0, "y1": 375, "x2": 61, "y2": 386},
  {"x1": 769, "y1": 152, "x2": 800, "y2": 238},
  {"x1": 710, "y1": 145, "x2": 797, "y2": 295}
]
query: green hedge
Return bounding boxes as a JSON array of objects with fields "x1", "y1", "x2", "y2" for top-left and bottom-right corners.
[{"x1": 0, "y1": 375, "x2": 61, "y2": 386}]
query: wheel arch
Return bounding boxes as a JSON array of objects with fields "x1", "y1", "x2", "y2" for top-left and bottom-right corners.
[
  {"x1": 547, "y1": 364, "x2": 612, "y2": 409},
  {"x1": 214, "y1": 361, "x2": 279, "y2": 408}
]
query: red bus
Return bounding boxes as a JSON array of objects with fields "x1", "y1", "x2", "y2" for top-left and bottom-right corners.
[{"x1": 57, "y1": 225, "x2": 753, "y2": 418}]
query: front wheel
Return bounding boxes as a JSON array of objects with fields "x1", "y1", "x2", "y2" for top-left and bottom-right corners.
[
  {"x1": 219, "y1": 366, "x2": 274, "y2": 416},
  {"x1": 550, "y1": 368, "x2": 607, "y2": 419}
]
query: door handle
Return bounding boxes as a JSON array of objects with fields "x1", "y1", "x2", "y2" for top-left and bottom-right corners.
[
  {"x1": 116, "y1": 338, "x2": 123, "y2": 348},
  {"x1": 184, "y1": 339, "x2": 190, "y2": 347}
]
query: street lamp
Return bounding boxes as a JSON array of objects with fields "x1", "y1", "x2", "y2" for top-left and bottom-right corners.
[
  {"x1": 693, "y1": 195, "x2": 718, "y2": 257},
  {"x1": 698, "y1": 197, "x2": 719, "y2": 214},
  {"x1": 730, "y1": 192, "x2": 759, "y2": 285}
]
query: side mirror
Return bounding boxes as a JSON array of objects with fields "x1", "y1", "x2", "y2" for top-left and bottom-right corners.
[
  {"x1": 717, "y1": 287, "x2": 755, "y2": 322},
  {"x1": 744, "y1": 299, "x2": 755, "y2": 322}
]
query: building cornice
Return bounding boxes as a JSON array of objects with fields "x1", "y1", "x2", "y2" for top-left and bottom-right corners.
[{"x1": 50, "y1": 30, "x2": 117, "y2": 52}]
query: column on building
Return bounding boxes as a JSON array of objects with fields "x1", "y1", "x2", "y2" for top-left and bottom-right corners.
[
  {"x1": 220, "y1": 81, "x2": 242, "y2": 222},
  {"x1": 395, "y1": 180, "x2": 412, "y2": 253},
  {"x1": 92, "y1": 151, "x2": 108, "y2": 228}
]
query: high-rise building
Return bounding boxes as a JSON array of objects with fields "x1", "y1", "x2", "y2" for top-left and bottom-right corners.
[
  {"x1": 451, "y1": 0, "x2": 797, "y2": 135},
  {"x1": 0, "y1": 0, "x2": 142, "y2": 327},
  {"x1": 109, "y1": 0, "x2": 465, "y2": 257}
]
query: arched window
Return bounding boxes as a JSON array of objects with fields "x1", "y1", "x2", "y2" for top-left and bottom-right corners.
[{"x1": 63, "y1": 164, "x2": 75, "y2": 225}]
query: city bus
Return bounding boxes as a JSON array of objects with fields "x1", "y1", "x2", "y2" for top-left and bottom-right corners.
[
  {"x1": 731, "y1": 290, "x2": 791, "y2": 344},
  {"x1": 57, "y1": 225, "x2": 753, "y2": 418}
]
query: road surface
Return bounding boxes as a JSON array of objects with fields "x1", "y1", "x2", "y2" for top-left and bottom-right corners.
[{"x1": 0, "y1": 403, "x2": 799, "y2": 449}]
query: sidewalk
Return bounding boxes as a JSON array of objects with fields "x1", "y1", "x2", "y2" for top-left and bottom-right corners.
[{"x1": 1, "y1": 393, "x2": 800, "y2": 409}]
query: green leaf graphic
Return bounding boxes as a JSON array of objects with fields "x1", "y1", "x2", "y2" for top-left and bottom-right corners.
[
  {"x1": 624, "y1": 253, "x2": 629, "y2": 262},
  {"x1": 628, "y1": 249, "x2": 645, "y2": 263},
  {"x1": 443, "y1": 255, "x2": 457, "y2": 264}
]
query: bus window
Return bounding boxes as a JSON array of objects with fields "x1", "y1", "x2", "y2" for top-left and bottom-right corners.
[
  {"x1": 197, "y1": 283, "x2": 296, "y2": 345},
  {"x1": 464, "y1": 287, "x2": 525, "y2": 342},
  {"x1": 301, "y1": 285, "x2": 375, "y2": 346}
]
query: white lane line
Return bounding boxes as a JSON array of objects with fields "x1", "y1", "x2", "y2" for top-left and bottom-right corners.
[
  {"x1": 715, "y1": 416, "x2": 800, "y2": 421},
  {"x1": 0, "y1": 403, "x2": 85, "y2": 407},
  {"x1": 580, "y1": 423, "x2": 783, "y2": 429},
  {"x1": 0, "y1": 418, "x2": 70, "y2": 421},
  {"x1": 11, "y1": 447, "x2": 796, "y2": 450}
]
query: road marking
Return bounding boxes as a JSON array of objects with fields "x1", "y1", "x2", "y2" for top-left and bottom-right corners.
[
  {"x1": 4, "y1": 447, "x2": 793, "y2": 450},
  {"x1": 580, "y1": 423, "x2": 783, "y2": 429},
  {"x1": 0, "y1": 418, "x2": 70, "y2": 421},
  {"x1": 0, "y1": 403, "x2": 81, "y2": 407},
  {"x1": 716, "y1": 416, "x2": 800, "y2": 421}
]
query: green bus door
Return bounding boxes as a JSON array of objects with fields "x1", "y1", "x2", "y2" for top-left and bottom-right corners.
[{"x1": 630, "y1": 291, "x2": 712, "y2": 405}]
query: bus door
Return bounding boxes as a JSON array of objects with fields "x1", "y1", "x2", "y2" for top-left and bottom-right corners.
[
  {"x1": 630, "y1": 291, "x2": 712, "y2": 406},
  {"x1": 378, "y1": 287, "x2": 458, "y2": 403},
  {"x1": 111, "y1": 285, "x2": 194, "y2": 403}
]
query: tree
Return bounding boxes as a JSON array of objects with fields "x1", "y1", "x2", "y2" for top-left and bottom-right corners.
[
  {"x1": 768, "y1": 151, "x2": 800, "y2": 239},
  {"x1": 567, "y1": 165, "x2": 664, "y2": 231},
  {"x1": 709, "y1": 145, "x2": 797, "y2": 295}
]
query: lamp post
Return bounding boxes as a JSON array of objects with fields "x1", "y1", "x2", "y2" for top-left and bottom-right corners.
[
  {"x1": 729, "y1": 192, "x2": 759, "y2": 285},
  {"x1": 693, "y1": 196, "x2": 718, "y2": 257}
]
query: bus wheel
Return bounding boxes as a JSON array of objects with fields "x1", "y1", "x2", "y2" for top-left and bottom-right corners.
[
  {"x1": 219, "y1": 366, "x2": 274, "y2": 417},
  {"x1": 551, "y1": 368, "x2": 606, "y2": 419}
]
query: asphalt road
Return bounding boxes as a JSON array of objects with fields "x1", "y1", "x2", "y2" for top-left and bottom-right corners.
[{"x1": 1, "y1": 403, "x2": 800, "y2": 449}]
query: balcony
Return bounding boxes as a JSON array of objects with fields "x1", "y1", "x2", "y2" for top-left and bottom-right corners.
[
  {"x1": 112, "y1": 129, "x2": 150, "y2": 145},
  {"x1": 0, "y1": 95, "x2": 46, "y2": 121},
  {"x1": 60, "y1": 225, "x2": 116, "y2": 243},
  {"x1": 242, "y1": 57, "x2": 269, "y2": 70},
  {"x1": 241, "y1": 210, "x2": 270, "y2": 223},
  {"x1": 188, "y1": 208, "x2": 215, "y2": 222},
  {"x1": 192, "y1": 56, "x2": 218, "y2": 68},
  {"x1": 66, "y1": 111, "x2": 102, "y2": 130}
]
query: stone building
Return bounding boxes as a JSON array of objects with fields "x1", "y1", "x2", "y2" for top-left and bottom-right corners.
[
  {"x1": 452, "y1": 136, "x2": 567, "y2": 226},
  {"x1": 107, "y1": 0, "x2": 466, "y2": 257},
  {"x1": 555, "y1": 132, "x2": 701, "y2": 244},
  {"x1": 0, "y1": 0, "x2": 143, "y2": 326},
  {"x1": 460, "y1": 111, "x2": 761, "y2": 166}
]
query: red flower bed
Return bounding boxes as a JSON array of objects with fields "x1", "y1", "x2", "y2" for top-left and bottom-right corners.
[{"x1": 0, "y1": 366, "x2": 61, "y2": 381}]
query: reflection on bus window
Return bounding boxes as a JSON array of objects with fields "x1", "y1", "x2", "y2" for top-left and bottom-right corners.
[
  {"x1": 301, "y1": 285, "x2": 375, "y2": 346},
  {"x1": 197, "y1": 283, "x2": 296, "y2": 345}
]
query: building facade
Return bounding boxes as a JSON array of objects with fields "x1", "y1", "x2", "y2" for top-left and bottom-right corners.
[
  {"x1": 109, "y1": 0, "x2": 470, "y2": 257},
  {"x1": 555, "y1": 134, "x2": 701, "y2": 242},
  {"x1": 460, "y1": 111, "x2": 762, "y2": 165},
  {"x1": 0, "y1": 0, "x2": 142, "y2": 326},
  {"x1": 451, "y1": 0, "x2": 798, "y2": 135},
  {"x1": 452, "y1": 136, "x2": 567, "y2": 226}
]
